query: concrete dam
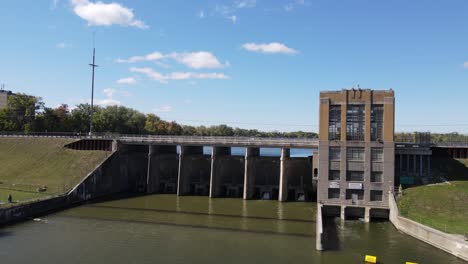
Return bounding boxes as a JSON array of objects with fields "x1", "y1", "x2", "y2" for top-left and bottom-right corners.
[{"x1": 64, "y1": 137, "x2": 318, "y2": 204}]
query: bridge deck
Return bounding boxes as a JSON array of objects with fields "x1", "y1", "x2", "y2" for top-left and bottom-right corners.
[{"x1": 119, "y1": 136, "x2": 319, "y2": 148}]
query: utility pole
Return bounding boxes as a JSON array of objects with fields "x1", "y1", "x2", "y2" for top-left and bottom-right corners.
[{"x1": 89, "y1": 47, "x2": 98, "y2": 136}]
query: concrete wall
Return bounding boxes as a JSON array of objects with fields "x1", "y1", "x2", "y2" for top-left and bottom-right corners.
[
  {"x1": 0, "y1": 146, "x2": 132, "y2": 225},
  {"x1": 389, "y1": 193, "x2": 468, "y2": 262},
  {"x1": 284, "y1": 157, "x2": 313, "y2": 200},
  {"x1": 211, "y1": 155, "x2": 244, "y2": 197},
  {"x1": 316, "y1": 203, "x2": 324, "y2": 250},
  {"x1": 147, "y1": 145, "x2": 178, "y2": 194}
]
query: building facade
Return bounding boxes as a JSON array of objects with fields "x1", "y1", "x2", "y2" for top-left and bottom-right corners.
[{"x1": 317, "y1": 89, "x2": 395, "y2": 218}]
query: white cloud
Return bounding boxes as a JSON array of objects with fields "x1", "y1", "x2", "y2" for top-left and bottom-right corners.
[
  {"x1": 227, "y1": 15, "x2": 237, "y2": 23},
  {"x1": 51, "y1": 0, "x2": 60, "y2": 9},
  {"x1": 463, "y1": 62, "x2": 468, "y2": 68},
  {"x1": 284, "y1": 0, "x2": 308, "y2": 12},
  {"x1": 242, "y1": 42, "x2": 298, "y2": 54},
  {"x1": 197, "y1": 10, "x2": 205, "y2": 18},
  {"x1": 70, "y1": 0, "x2": 148, "y2": 29},
  {"x1": 117, "y1": 51, "x2": 227, "y2": 69},
  {"x1": 103, "y1": 88, "x2": 116, "y2": 97},
  {"x1": 153, "y1": 105, "x2": 173, "y2": 113},
  {"x1": 96, "y1": 98, "x2": 121, "y2": 106},
  {"x1": 168, "y1": 52, "x2": 226, "y2": 69},
  {"x1": 215, "y1": 0, "x2": 256, "y2": 23},
  {"x1": 130, "y1": 67, "x2": 168, "y2": 83},
  {"x1": 117, "y1": 77, "x2": 137, "y2": 85},
  {"x1": 130, "y1": 67, "x2": 229, "y2": 84},
  {"x1": 56, "y1": 42, "x2": 71, "y2": 48}
]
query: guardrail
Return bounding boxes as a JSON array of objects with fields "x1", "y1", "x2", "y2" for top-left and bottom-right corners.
[
  {"x1": 0, "y1": 132, "x2": 319, "y2": 148},
  {"x1": 119, "y1": 135, "x2": 319, "y2": 148},
  {"x1": 1, "y1": 132, "x2": 467, "y2": 148}
]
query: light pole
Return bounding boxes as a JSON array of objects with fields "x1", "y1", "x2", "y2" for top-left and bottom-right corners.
[{"x1": 89, "y1": 48, "x2": 98, "y2": 136}]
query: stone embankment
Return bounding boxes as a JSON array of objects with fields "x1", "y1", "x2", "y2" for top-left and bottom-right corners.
[{"x1": 389, "y1": 193, "x2": 468, "y2": 262}]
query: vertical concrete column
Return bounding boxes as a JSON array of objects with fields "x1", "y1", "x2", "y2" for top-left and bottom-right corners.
[
  {"x1": 210, "y1": 147, "x2": 231, "y2": 198},
  {"x1": 413, "y1": 155, "x2": 417, "y2": 177},
  {"x1": 243, "y1": 147, "x2": 260, "y2": 200},
  {"x1": 112, "y1": 140, "x2": 120, "y2": 152},
  {"x1": 364, "y1": 207, "x2": 370, "y2": 223},
  {"x1": 406, "y1": 154, "x2": 410, "y2": 175},
  {"x1": 316, "y1": 203, "x2": 324, "y2": 251},
  {"x1": 419, "y1": 155, "x2": 423, "y2": 177},
  {"x1": 340, "y1": 205, "x2": 346, "y2": 220},
  {"x1": 399, "y1": 154, "x2": 403, "y2": 174},
  {"x1": 147, "y1": 145, "x2": 158, "y2": 194},
  {"x1": 279, "y1": 148, "x2": 290, "y2": 202},
  {"x1": 177, "y1": 146, "x2": 186, "y2": 196}
]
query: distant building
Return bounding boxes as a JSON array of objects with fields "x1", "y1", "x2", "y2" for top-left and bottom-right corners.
[
  {"x1": 0, "y1": 90, "x2": 13, "y2": 109},
  {"x1": 317, "y1": 89, "x2": 395, "y2": 220}
]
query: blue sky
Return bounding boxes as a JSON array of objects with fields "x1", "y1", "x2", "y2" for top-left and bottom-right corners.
[{"x1": 0, "y1": 0, "x2": 467, "y2": 133}]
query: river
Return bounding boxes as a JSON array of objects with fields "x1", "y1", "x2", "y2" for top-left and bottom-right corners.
[{"x1": 0, "y1": 194, "x2": 464, "y2": 263}]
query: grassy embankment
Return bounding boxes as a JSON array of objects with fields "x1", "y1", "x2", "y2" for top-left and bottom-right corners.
[
  {"x1": 398, "y1": 158, "x2": 468, "y2": 234},
  {"x1": 0, "y1": 138, "x2": 108, "y2": 207}
]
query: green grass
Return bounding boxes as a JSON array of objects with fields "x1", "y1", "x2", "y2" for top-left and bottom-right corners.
[
  {"x1": 398, "y1": 181, "x2": 468, "y2": 234},
  {"x1": 0, "y1": 138, "x2": 108, "y2": 206}
]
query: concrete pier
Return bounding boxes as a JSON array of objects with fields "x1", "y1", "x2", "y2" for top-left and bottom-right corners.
[
  {"x1": 243, "y1": 147, "x2": 260, "y2": 200},
  {"x1": 147, "y1": 145, "x2": 178, "y2": 194},
  {"x1": 210, "y1": 147, "x2": 231, "y2": 198},
  {"x1": 279, "y1": 148, "x2": 290, "y2": 202},
  {"x1": 364, "y1": 207, "x2": 370, "y2": 223}
]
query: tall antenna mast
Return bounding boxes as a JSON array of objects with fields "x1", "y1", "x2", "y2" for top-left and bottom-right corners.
[{"x1": 89, "y1": 32, "x2": 98, "y2": 136}]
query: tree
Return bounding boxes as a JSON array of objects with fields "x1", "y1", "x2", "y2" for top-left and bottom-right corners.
[{"x1": 3, "y1": 93, "x2": 43, "y2": 132}]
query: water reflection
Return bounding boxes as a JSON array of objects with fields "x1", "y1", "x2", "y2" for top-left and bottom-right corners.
[{"x1": 0, "y1": 195, "x2": 465, "y2": 264}]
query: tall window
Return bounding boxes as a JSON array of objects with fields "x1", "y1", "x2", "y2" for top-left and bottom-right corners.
[
  {"x1": 329, "y1": 170, "x2": 340, "y2": 180},
  {"x1": 371, "y1": 148, "x2": 383, "y2": 162},
  {"x1": 370, "y1": 190, "x2": 383, "y2": 201},
  {"x1": 329, "y1": 147, "x2": 341, "y2": 160},
  {"x1": 328, "y1": 188, "x2": 340, "y2": 199},
  {"x1": 347, "y1": 148, "x2": 365, "y2": 161},
  {"x1": 371, "y1": 104, "x2": 383, "y2": 141},
  {"x1": 371, "y1": 172, "x2": 383, "y2": 183},
  {"x1": 346, "y1": 189, "x2": 364, "y2": 200},
  {"x1": 346, "y1": 104, "x2": 365, "y2": 141},
  {"x1": 329, "y1": 105, "x2": 341, "y2": 140},
  {"x1": 346, "y1": 171, "x2": 364, "y2": 181}
]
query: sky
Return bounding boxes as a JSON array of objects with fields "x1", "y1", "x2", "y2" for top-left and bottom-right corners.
[{"x1": 0, "y1": 0, "x2": 467, "y2": 133}]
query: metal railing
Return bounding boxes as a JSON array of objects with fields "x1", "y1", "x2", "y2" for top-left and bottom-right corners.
[{"x1": 0, "y1": 131, "x2": 319, "y2": 147}]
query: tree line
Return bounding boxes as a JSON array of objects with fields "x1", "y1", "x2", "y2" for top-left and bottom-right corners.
[{"x1": 0, "y1": 93, "x2": 318, "y2": 138}]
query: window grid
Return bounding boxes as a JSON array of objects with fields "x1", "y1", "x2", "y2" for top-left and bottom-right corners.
[
  {"x1": 329, "y1": 105, "x2": 341, "y2": 140},
  {"x1": 370, "y1": 190, "x2": 383, "y2": 201},
  {"x1": 346, "y1": 171, "x2": 364, "y2": 181},
  {"x1": 329, "y1": 170, "x2": 340, "y2": 181},
  {"x1": 346, "y1": 104, "x2": 365, "y2": 141},
  {"x1": 347, "y1": 147, "x2": 365, "y2": 161},
  {"x1": 371, "y1": 172, "x2": 383, "y2": 183},
  {"x1": 328, "y1": 189, "x2": 340, "y2": 199},
  {"x1": 371, "y1": 148, "x2": 383, "y2": 162},
  {"x1": 371, "y1": 104, "x2": 384, "y2": 141},
  {"x1": 329, "y1": 147, "x2": 341, "y2": 160},
  {"x1": 346, "y1": 189, "x2": 364, "y2": 200}
]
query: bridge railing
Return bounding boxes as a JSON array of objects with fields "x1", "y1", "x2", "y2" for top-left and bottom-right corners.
[
  {"x1": 118, "y1": 134, "x2": 319, "y2": 147},
  {"x1": 0, "y1": 132, "x2": 319, "y2": 146}
]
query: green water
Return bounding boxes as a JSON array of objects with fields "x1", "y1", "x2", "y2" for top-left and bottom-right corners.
[{"x1": 0, "y1": 195, "x2": 465, "y2": 263}]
